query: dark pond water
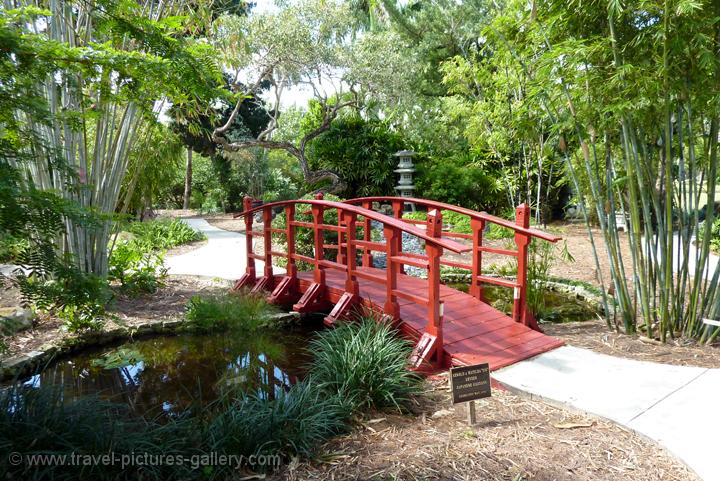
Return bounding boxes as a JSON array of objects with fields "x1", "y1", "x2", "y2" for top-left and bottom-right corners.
[
  {"x1": 16, "y1": 326, "x2": 318, "y2": 418},
  {"x1": 447, "y1": 283, "x2": 599, "y2": 323}
]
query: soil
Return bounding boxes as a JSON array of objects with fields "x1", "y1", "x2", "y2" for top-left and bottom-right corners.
[
  {"x1": 271, "y1": 375, "x2": 697, "y2": 481},
  {"x1": 543, "y1": 317, "x2": 720, "y2": 369},
  {"x1": 0, "y1": 276, "x2": 229, "y2": 360}
]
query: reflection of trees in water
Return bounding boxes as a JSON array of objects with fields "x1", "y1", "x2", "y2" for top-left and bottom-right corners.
[{"x1": 29, "y1": 331, "x2": 312, "y2": 417}]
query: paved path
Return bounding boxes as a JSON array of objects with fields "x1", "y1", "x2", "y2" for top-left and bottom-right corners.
[
  {"x1": 165, "y1": 218, "x2": 284, "y2": 280},
  {"x1": 169, "y1": 218, "x2": 715, "y2": 480},
  {"x1": 494, "y1": 346, "x2": 719, "y2": 481}
]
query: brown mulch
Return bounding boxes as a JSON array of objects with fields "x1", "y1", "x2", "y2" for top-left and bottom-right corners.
[
  {"x1": 271, "y1": 375, "x2": 696, "y2": 481},
  {"x1": 543, "y1": 317, "x2": 720, "y2": 369},
  {"x1": 0, "y1": 276, "x2": 229, "y2": 360}
]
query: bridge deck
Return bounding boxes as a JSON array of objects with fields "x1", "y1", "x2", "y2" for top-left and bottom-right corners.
[{"x1": 295, "y1": 267, "x2": 564, "y2": 371}]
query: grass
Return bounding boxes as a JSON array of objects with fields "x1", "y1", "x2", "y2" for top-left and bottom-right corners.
[
  {"x1": 207, "y1": 380, "x2": 348, "y2": 462},
  {"x1": 0, "y1": 384, "x2": 196, "y2": 481},
  {"x1": 127, "y1": 218, "x2": 205, "y2": 251},
  {"x1": 308, "y1": 317, "x2": 422, "y2": 412},
  {"x1": 185, "y1": 291, "x2": 281, "y2": 333},
  {"x1": 5, "y1": 305, "x2": 424, "y2": 478}
]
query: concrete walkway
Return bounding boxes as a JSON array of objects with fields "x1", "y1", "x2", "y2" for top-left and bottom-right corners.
[
  {"x1": 494, "y1": 346, "x2": 719, "y2": 481},
  {"x1": 165, "y1": 218, "x2": 284, "y2": 280},
  {"x1": 169, "y1": 218, "x2": 716, "y2": 480}
]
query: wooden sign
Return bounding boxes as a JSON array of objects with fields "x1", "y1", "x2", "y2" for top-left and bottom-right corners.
[{"x1": 450, "y1": 363, "x2": 491, "y2": 404}]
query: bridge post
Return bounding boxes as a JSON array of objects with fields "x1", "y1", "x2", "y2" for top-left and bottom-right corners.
[
  {"x1": 361, "y1": 200, "x2": 373, "y2": 268},
  {"x1": 251, "y1": 206, "x2": 275, "y2": 293},
  {"x1": 513, "y1": 203, "x2": 531, "y2": 326},
  {"x1": 324, "y1": 210, "x2": 361, "y2": 325},
  {"x1": 383, "y1": 225, "x2": 400, "y2": 319},
  {"x1": 293, "y1": 194, "x2": 331, "y2": 313},
  {"x1": 268, "y1": 204, "x2": 299, "y2": 304},
  {"x1": 337, "y1": 207, "x2": 346, "y2": 265},
  {"x1": 391, "y1": 199, "x2": 405, "y2": 275},
  {"x1": 233, "y1": 195, "x2": 256, "y2": 290},
  {"x1": 470, "y1": 217, "x2": 486, "y2": 301},
  {"x1": 425, "y1": 209, "x2": 444, "y2": 361},
  {"x1": 343, "y1": 211, "x2": 360, "y2": 296},
  {"x1": 312, "y1": 193, "x2": 326, "y2": 286}
]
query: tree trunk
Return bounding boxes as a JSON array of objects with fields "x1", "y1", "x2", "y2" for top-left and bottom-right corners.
[{"x1": 183, "y1": 148, "x2": 192, "y2": 209}]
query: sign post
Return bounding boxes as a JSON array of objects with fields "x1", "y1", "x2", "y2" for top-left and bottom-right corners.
[{"x1": 450, "y1": 363, "x2": 491, "y2": 425}]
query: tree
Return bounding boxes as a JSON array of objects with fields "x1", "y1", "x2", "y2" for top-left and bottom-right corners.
[
  {"x1": 2, "y1": 0, "x2": 223, "y2": 275},
  {"x1": 305, "y1": 112, "x2": 406, "y2": 198},
  {"x1": 462, "y1": 0, "x2": 720, "y2": 342},
  {"x1": 210, "y1": 0, "x2": 361, "y2": 192}
]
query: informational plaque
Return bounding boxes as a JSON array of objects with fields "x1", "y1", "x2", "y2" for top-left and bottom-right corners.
[{"x1": 450, "y1": 363, "x2": 491, "y2": 404}]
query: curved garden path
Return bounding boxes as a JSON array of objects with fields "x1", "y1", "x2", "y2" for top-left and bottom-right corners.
[
  {"x1": 168, "y1": 217, "x2": 718, "y2": 481},
  {"x1": 165, "y1": 218, "x2": 284, "y2": 280}
]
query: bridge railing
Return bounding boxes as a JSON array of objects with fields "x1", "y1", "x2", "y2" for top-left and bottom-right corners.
[
  {"x1": 234, "y1": 194, "x2": 471, "y2": 362},
  {"x1": 343, "y1": 197, "x2": 561, "y2": 328}
]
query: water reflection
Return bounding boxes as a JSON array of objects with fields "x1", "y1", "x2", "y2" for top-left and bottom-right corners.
[{"x1": 14, "y1": 328, "x2": 314, "y2": 417}]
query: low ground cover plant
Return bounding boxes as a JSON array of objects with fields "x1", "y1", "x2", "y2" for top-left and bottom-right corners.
[
  {"x1": 3, "y1": 305, "x2": 423, "y2": 479},
  {"x1": 308, "y1": 317, "x2": 422, "y2": 412},
  {"x1": 127, "y1": 218, "x2": 205, "y2": 251},
  {"x1": 185, "y1": 291, "x2": 280, "y2": 332}
]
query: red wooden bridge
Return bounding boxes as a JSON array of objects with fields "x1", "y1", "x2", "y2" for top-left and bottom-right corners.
[{"x1": 234, "y1": 195, "x2": 564, "y2": 372}]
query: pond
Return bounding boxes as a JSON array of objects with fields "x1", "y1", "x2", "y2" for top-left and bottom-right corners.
[
  {"x1": 15, "y1": 325, "x2": 319, "y2": 418},
  {"x1": 447, "y1": 283, "x2": 599, "y2": 323}
]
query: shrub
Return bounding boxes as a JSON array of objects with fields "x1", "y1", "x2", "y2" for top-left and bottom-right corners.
[
  {"x1": 16, "y1": 264, "x2": 111, "y2": 332},
  {"x1": 305, "y1": 113, "x2": 405, "y2": 197},
  {"x1": 415, "y1": 152, "x2": 504, "y2": 212},
  {"x1": 205, "y1": 380, "x2": 347, "y2": 464},
  {"x1": 185, "y1": 291, "x2": 280, "y2": 333},
  {"x1": 127, "y1": 218, "x2": 204, "y2": 251},
  {"x1": 109, "y1": 242, "x2": 167, "y2": 297},
  {"x1": 0, "y1": 234, "x2": 28, "y2": 263},
  {"x1": 308, "y1": 317, "x2": 422, "y2": 412},
  {"x1": 485, "y1": 223, "x2": 514, "y2": 240}
]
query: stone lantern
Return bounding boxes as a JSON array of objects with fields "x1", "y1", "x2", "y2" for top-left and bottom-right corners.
[{"x1": 394, "y1": 150, "x2": 416, "y2": 212}]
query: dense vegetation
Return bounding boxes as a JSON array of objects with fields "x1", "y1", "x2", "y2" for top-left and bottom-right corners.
[
  {"x1": 1, "y1": 312, "x2": 420, "y2": 479},
  {"x1": 1, "y1": 0, "x2": 719, "y2": 343}
]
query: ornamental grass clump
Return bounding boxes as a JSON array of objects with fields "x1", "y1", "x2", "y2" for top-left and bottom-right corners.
[
  {"x1": 0, "y1": 384, "x2": 196, "y2": 481},
  {"x1": 308, "y1": 317, "x2": 422, "y2": 412},
  {"x1": 205, "y1": 380, "x2": 347, "y2": 465},
  {"x1": 185, "y1": 291, "x2": 280, "y2": 332}
]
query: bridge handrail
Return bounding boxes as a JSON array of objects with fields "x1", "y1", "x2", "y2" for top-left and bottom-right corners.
[
  {"x1": 233, "y1": 199, "x2": 472, "y2": 254},
  {"x1": 343, "y1": 196, "x2": 561, "y2": 243}
]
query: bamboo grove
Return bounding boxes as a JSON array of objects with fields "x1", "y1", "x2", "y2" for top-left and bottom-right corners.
[{"x1": 452, "y1": 0, "x2": 720, "y2": 341}]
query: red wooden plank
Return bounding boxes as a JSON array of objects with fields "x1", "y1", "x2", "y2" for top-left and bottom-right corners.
[{"x1": 292, "y1": 256, "x2": 563, "y2": 372}]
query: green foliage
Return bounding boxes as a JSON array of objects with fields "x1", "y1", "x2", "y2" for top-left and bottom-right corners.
[
  {"x1": 108, "y1": 242, "x2": 166, "y2": 297},
  {"x1": 306, "y1": 113, "x2": 405, "y2": 197},
  {"x1": 185, "y1": 291, "x2": 280, "y2": 333},
  {"x1": 710, "y1": 219, "x2": 720, "y2": 253},
  {"x1": 127, "y1": 218, "x2": 204, "y2": 251},
  {"x1": 0, "y1": 234, "x2": 28, "y2": 263},
  {"x1": 16, "y1": 263, "x2": 111, "y2": 332},
  {"x1": 403, "y1": 211, "x2": 514, "y2": 240},
  {"x1": 415, "y1": 153, "x2": 504, "y2": 212},
  {"x1": 308, "y1": 317, "x2": 422, "y2": 412},
  {"x1": 207, "y1": 380, "x2": 347, "y2": 462},
  {"x1": 0, "y1": 384, "x2": 196, "y2": 481},
  {"x1": 90, "y1": 347, "x2": 145, "y2": 370},
  {"x1": 120, "y1": 121, "x2": 185, "y2": 215},
  {"x1": 484, "y1": 223, "x2": 514, "y2": 240}
]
